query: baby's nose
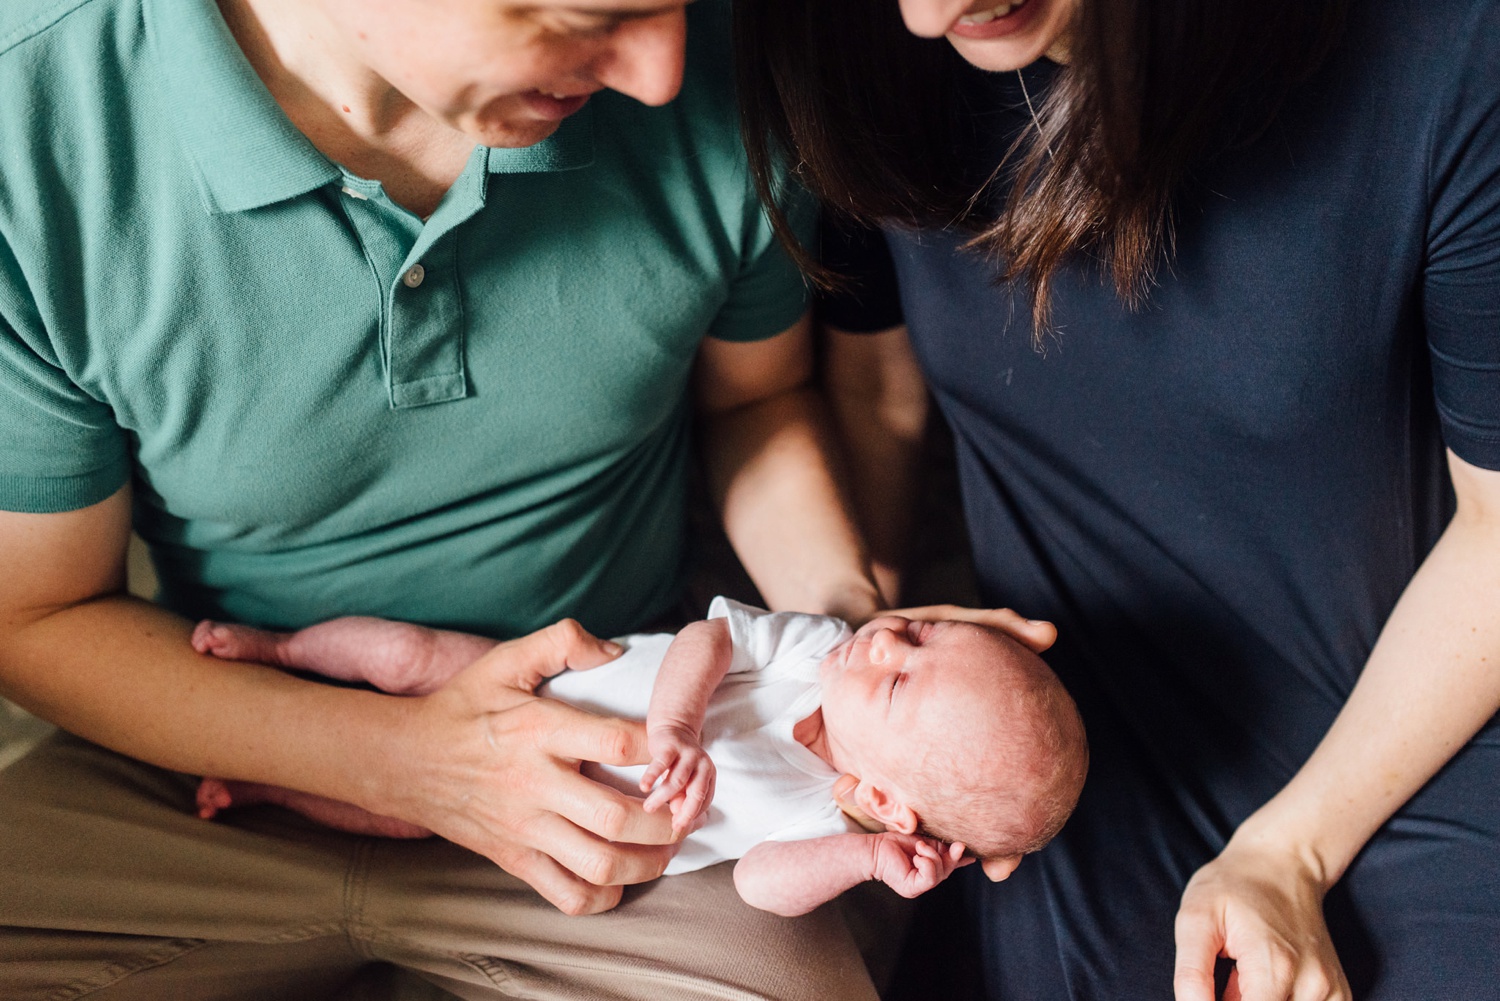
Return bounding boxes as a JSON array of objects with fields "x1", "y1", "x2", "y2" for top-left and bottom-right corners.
[{"x1": 868, "y1": 627, "x2": 902, "y2": 662}]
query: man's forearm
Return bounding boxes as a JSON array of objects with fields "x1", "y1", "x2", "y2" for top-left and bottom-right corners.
[{"x1": 0, "y1": 594, "x2": 407, "y2": 813}]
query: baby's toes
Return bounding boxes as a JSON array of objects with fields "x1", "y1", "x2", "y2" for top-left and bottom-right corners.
[
  {"x1": 195, "y1": 778, "x2": 233, "y2": 819},
  {"x1": 191, "y1": 622, "x2": 282, "y2": 663}
]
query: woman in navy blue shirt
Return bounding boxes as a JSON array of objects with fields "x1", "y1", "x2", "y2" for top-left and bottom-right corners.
[{"x1": 737, "y1": 0, "x2": 1500, "y2": 998}]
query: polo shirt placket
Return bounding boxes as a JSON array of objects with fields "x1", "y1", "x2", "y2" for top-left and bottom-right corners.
[{"x1": 335, "y1": 165, "x2": 475, "y2": 410}]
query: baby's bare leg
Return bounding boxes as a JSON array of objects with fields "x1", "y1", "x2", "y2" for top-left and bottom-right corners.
[
  {"x1": 191, "y1": 616, "x2": 498, "y2": 695},
  {"x1": 195, "y1": 779, "x2": 431, "y2": 838},
  {"x1": 191, "y1": 615, "x2": 496, "y2": 838}
]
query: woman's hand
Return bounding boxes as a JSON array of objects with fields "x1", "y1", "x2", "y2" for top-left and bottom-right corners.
[
  {"x1": 377, "y1": 619, "x2": 682, "y2": 916},
  {"x1": 1173, "y1": 834, "x2": 1350, "y2": 1001},
  {"x1": 880, "y1": 604, "x2": 1058, "y2": 653}
]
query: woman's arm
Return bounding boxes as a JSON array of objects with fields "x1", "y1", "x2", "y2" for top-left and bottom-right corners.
[
  {"x1": 1173, "y1": 450, "x2": 1500, "y2": 1001},
  {"x1": 823, "y1": 324, "x2": 929, "y2": 605},
  {"x1": 734, "y1": 831, "x2": 971, "y2": 916},
  {"x1": 0, "y1": 487, "x2": 680, "y2": 916},
  {"x1": 696, "y1": 314, "x2": 884, "y2": 625}
]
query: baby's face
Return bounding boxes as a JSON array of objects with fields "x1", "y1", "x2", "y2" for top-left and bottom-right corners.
[{"x1": 817, "y1": 616, "x2": 1018, "y2": 790}]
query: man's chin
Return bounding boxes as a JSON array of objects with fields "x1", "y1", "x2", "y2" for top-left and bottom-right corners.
[{"x1": 463, "y1": 117, "x2": 562, "y2": 150}]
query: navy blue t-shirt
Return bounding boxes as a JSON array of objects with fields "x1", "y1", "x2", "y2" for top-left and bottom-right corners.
[{"x1": 825, "y1": 0, "x2": 1500, "y2": 996}]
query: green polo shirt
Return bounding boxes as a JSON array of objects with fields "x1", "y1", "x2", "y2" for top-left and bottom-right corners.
[{"x1": 0, "y1": 0, "x2": 811, "y2": 637}]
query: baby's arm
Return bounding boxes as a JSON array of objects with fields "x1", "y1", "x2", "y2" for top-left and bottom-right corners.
[
  {"x1": 638, "y1": 617, "x2": 733, "y2": 833},
  {"x1": 733, "y1": 832, "x2": 972, "y2": 916}
]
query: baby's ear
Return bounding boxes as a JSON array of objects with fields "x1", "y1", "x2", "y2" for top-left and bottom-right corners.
[
  {"x1": 832, "y1": 774, "x2": 884, "y2": 832},
  {"x1": 852, "y1": 779, "x2": 918, "y2": 835}
]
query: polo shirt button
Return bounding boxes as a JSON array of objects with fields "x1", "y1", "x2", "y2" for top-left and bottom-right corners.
[{"x1": 402, "y1": 264, "x2": 426, "y2": 289}]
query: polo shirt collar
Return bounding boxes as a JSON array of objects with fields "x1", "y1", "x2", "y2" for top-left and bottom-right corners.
[
  {"x1": 146, "y1": 0, "x2": 338, "y2": 214},
  {"x1": 146, "y1": 0, "x2": 597, "y2": 215},
  {"x1": 487, "y1": 108, "x2": 595, "y2": 174}
]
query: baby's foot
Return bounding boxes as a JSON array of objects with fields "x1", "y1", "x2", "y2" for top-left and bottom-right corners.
[
  {"x1": 192, "y1": 620, "x2": 292, "y2": 665},
  {"x1": 195, "y1": 777, "x2": 432, "y2": 839}
]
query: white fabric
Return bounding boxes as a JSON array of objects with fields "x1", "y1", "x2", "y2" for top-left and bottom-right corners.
[{"x1": 540, "y1": 598, "x2": 860, "y2": 874}]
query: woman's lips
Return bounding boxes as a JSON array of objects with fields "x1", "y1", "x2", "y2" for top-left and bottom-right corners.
[{"x1": 947, "y1": 0, "x2": 1041, "y2": 40}]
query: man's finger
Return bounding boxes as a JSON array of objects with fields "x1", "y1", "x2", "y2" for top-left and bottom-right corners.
[
  {"x1": 543, "y1": 763, "x2": 680, "y2": 846},
  {"x1": 493, "y1": 845, "x2": 626, "y2": 916},
  {"x1": 477, "y1": 619, "x2": 624, "y2": 693},
  {"x1": 532, "y1": 700, "x2": 654, "y2": 767},
  {"x1": 523, "y1": 810, "x2": 677, "y2": 887},
  {"x1": 1172, "y1": 910, "x2": 1224, "y2": 1001}
]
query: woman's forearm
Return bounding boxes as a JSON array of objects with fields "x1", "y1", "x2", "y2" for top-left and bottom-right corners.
[
  {"x1": 696, "y1": 319, "x2": 883, "y2": 625},
  {"x1": 1235, "y1": 453, "x2": 1500, "y2": 884},
  {"x1": 702, "y1": 385, "x2": 881, "y2": 624},
  {"x1": 823, "y1": 325, "x2": 928, "y2": 605}
]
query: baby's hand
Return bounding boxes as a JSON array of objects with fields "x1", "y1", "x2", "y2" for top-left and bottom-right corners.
[
  {"x1": 640, "y1": 724, "x2": 716, "y2": 835},
  {"x1": 870, "y1": 833, "x2": 973, "y2": 898}
]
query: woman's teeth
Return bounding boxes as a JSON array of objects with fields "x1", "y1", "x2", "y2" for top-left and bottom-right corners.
[{"x1": 958, "y1": 0, "x2": 1028, "y2": 25}]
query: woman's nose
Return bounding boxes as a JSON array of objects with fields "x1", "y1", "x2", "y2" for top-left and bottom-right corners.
[{"x1": 896, "y1": 0, "x2": 974, "y2": 38}]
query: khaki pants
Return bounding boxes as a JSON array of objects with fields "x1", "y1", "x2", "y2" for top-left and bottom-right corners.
[{"x1": 0, "y1": 734, "x2": 881, "y2": 1001}]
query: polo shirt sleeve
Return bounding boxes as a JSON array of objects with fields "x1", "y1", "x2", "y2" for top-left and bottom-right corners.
[
  {"x1": 705, "y1": 177, "x2": 817, "y2": 343},
  {"x1": 816, "y1": 214, "x2": 906, "y2": 333},
  {"x1": 1423, "y1": 1, "x2": 1500, "y2": 470},
  {"x1": 0, "y1": 244, "x2": 130, "y2": 513}
]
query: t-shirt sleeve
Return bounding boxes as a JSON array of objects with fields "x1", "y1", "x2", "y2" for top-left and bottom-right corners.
[
  {"x1": 815, "y1": 215, "x2": 906, "y2": 333},
  {"x1": 707, "y1": 596, "x2": 852, "y2": 676},
  {"x1": 0, "y1": 244, "x2": 130, "y2": 512},
  {"x1": 1422, "y1": 1, "x2": 1500, "y2": 470},
  {"x1": 705, "y1": 173, "x2": 816, "y2": 343}
]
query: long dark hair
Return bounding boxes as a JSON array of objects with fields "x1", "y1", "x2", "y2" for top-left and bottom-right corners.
[{"x1": 735, "y1": 0, "x2": 1348, "y2": 330}]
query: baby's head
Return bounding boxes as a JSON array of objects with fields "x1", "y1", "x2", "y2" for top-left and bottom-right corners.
[{"x1": 818, "y1": 615, "x2": 1087, "y2": 865}]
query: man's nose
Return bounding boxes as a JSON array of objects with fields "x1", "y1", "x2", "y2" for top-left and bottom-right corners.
[
  {"x1": 594, "y1": 9, "x2": 687, "y2": 107},
  {"x1": 897, "y1": 0, "x2": 973, "y2": 38}
]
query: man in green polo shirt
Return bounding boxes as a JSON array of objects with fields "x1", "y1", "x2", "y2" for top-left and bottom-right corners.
[{"x1": 0, "y1": 0, "x2": 887, "y2": 996}]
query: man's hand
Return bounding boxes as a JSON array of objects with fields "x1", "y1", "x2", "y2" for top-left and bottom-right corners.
[
  {"x1": 384, "y1": 619, "x2": 682, "y2": 916},
  {"x1": 1173, "y1": 836, "x2": 1350, "y2": 1001},
  {"x1": 640, "y1": 722, "x2": 716, "y2": 836},
  {"x1": 869, "y1": 832, "x2": 973, "y2": 898}
]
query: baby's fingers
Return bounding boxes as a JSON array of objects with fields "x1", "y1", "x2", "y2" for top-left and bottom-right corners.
[
  {"x1": 673, "y1": 764, "x2": 715, "y2": 832},
  {"x1": 643, "y1": 761, "x2": 694, "y2": 812},
  {"x1": 638, "y1": 754, "x2": 675, "y2": 797}
]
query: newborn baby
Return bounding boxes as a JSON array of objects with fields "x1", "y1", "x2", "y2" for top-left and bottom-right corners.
[{"x1": 191, "y1": 599, "x2": 1088, "y2": 915}]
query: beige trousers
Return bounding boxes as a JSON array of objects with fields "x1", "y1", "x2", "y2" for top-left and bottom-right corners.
[{"x1": 0, "y1": 734, "x2": 882, "y2": 1001}]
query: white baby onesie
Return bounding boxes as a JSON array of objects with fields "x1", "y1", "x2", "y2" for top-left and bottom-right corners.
[{"x1": 540, "y1": 597, "x2": 862, "y2": 875}]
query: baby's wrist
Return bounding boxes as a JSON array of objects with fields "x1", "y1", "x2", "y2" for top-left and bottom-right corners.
[{"x1": 647, "y1": 719, "x2": 701, "y2": 742}]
